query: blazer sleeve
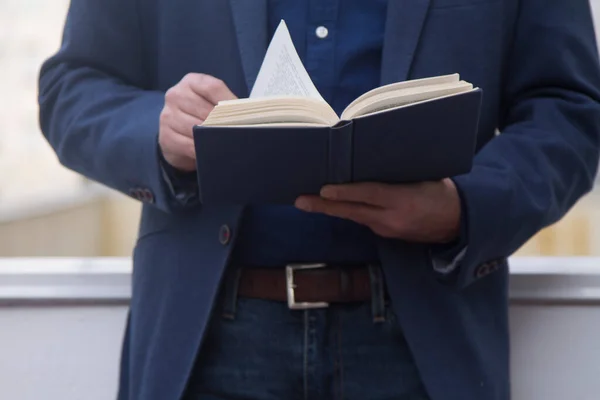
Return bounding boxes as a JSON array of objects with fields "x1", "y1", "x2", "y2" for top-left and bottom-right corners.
[
  {"x1": 38, "y1": 0, "x2": 194, "y2": 212},
  {"x1": 451, "y1": 0, "x2": 600, "y2": 288}
]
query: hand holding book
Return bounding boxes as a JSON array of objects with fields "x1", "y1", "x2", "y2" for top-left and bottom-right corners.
[
  {"x1": 159, "y1": 73, "x2": 236, "y2": 172},
  {"x1": 295, "y1": 180, "x2": 462, "y2": 244}
]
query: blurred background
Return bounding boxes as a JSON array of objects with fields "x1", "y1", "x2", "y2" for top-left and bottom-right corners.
[
  {"x1": 0, "y1": 0, "x2": 141, "y2": 257},
  {"x1": 2, "y1": 0, "x2": 600, "y2": 258}
]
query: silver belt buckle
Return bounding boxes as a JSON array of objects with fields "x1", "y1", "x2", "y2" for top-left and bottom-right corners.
[{"x1": 286, "y1": 263, "x2": 330, "y2": 310}]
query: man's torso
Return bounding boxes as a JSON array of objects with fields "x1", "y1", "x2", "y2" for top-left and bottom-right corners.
[{"x1": 130, "y1": 1, "x2": 516, "y2": 398}]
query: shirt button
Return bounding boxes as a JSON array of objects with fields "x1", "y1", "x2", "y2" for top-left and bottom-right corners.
[
  {"x1": 219, "y1": 225, "x2": 231, "y2": 245},
  {"x1": 315, "y1": 26, "x2": 329, "y2": 39}
]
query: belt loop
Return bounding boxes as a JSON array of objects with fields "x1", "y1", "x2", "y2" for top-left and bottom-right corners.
[
  {"x1": 222, "y1": 267, "x2": 242, "y2": 320},
  {"x1": 339, "y1": 268, "x2": 350, "y2": 300},
  {"x1": 368, "y1": 265, "x2": 386, "y2": 323}
]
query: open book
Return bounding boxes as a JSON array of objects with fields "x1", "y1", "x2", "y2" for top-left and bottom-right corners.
[
  {"x1": 203, "y1": 20, "x2": 477, "y2": 127},
  {"x1": 194, "y1": 20, "x2": 482, "y2": 204}
]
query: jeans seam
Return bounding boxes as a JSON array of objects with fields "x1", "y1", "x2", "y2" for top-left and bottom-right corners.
[
  {"x1": 368, "y1": 265, "x2": 386, "y2": 323},
  {"x1": 336, "y1": 311, "x2": 344, "y2": 400},
  {"x1": 303, "y1": 310, "x2": 309, "y2": 400}
]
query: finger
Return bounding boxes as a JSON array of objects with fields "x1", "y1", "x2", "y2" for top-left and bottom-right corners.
[
  {"x1": 169, "y1": 111, "x2": 205, "y2": 138},
  {"x1": 177, "y1": 93, "x2": 215, "y2": 121},
  {"x1": 295, "y1": 196, "x2": 382, "y2": 227},
  {"x1": 162, "y1": 128, "x2": 196, "y2": 160},
  {"x1": 185, "y1": 74, "x2": 237, "y2": 105},
  {"x1": 166, "y1": 86, "x2": 215, "y2": 121},
  {"x1": 320, "y1": 182, "x2": 395, "y2": 207}
]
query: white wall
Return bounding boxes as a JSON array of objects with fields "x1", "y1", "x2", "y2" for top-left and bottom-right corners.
[
  {"x1": 510, "y1": 305, "x2": 600, "y2": 400},
  {"x1": 0, "y1": 306, "x2": 127, "y2": 400}
]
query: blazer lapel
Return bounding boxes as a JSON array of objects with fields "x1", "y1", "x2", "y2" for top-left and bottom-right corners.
[
  {"x1": 381, "y1": 0, "x2": 431, "y2": 85},
  {"x1": 229, "y1": 0, "x2": 268, "y2": 93}
]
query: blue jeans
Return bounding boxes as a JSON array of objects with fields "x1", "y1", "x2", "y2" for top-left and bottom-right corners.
[{"x1": 184, "y1": 268, "x2": 430, "y2": 400}]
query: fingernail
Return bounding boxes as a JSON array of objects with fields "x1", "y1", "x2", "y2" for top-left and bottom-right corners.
[
  {"x1": 295, "y1": 198, "x2": 311, "y2": 212},
  {"x1": 320, "y1": 186, "x2": 336, "y2": 199}
]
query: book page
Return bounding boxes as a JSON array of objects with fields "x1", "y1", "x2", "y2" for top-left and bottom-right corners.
[
  {"x1": 203, "y1": 97, "x2": 339, "y2": 126},
  {"x1": 341, "y1": 81, "x2": 473, "y2": 120},
  {"x1": 341, "y1": 74, "x2": 460, "y2": 118},
  {"x1": 250, "y1": 20, "x2": 324, "y2": 101}
]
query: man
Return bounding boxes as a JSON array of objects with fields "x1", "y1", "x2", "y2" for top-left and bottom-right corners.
[{"x1": 38, "y1": 0, "x2": 600, "y2": 399}]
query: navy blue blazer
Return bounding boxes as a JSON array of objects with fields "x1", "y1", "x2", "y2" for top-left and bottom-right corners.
[{"x1": 38, "y1": 1, "x2": 600, "y2": 399}]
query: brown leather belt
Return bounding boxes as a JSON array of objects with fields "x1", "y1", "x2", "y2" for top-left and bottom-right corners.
[{"x1": 237, "y1": 264, "x2": 372, "y2": 309}]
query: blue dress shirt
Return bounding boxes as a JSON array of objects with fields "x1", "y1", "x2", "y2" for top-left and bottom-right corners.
[{"x1": 231, "y1": 0, "x2": 389, "y2": 266}]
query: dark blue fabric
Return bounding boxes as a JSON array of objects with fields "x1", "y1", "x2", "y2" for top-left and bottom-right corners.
[
  {"x1": 233, "y1": 0, "x2": 388, "y2": 266},
  {"x1": 184, "y1": 298, "x2": 429, "y2": 400},
  {"x1": 38, "y1": 0, "x2": 600, "y2": 398}
]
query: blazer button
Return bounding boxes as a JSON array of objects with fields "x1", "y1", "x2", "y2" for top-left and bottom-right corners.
[
  {"x1": 142, "y1": 188, "x2": 155, "y2": 204},
  {"x1": 129, "y1": 187, "x2": 142, "y2": 200},
  {"x1": 219, "y1": 225, "x2": 231, "y2": 245}
]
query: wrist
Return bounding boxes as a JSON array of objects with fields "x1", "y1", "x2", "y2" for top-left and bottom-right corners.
[
  {"x1": 437, "y1": 178, "x2": 462, "y2": 243},
  {"x1": 157, "y1": 145, "x2": 199, "y2": 207},
  {"x1": 158, "y1": 147, "x2": 197, "y2": 182}
]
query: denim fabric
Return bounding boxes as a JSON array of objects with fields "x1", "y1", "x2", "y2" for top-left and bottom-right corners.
[{"x1": 184, "y1": 269, "x2": 430, "y2": 400}]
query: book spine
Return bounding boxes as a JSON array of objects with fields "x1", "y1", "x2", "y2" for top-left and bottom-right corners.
[{"x1": 328, "y1": 121, "x2": 353, "y2": 184}]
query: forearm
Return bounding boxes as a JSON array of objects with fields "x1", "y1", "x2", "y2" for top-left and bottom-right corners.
[
  {"x1": 38, "y1": 0, "x2": 196, "y2": 212},
  {"x1": 39, "y1": 63, "x2": 181, "y2": 211},
  {"x1": 450, "y1": 0, "x2": 600, "y2": 288}
]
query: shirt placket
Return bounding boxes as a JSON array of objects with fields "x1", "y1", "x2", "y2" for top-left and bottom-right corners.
[{"x1": 305, "y1": 0, "x2": 338, "y2": 103}]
